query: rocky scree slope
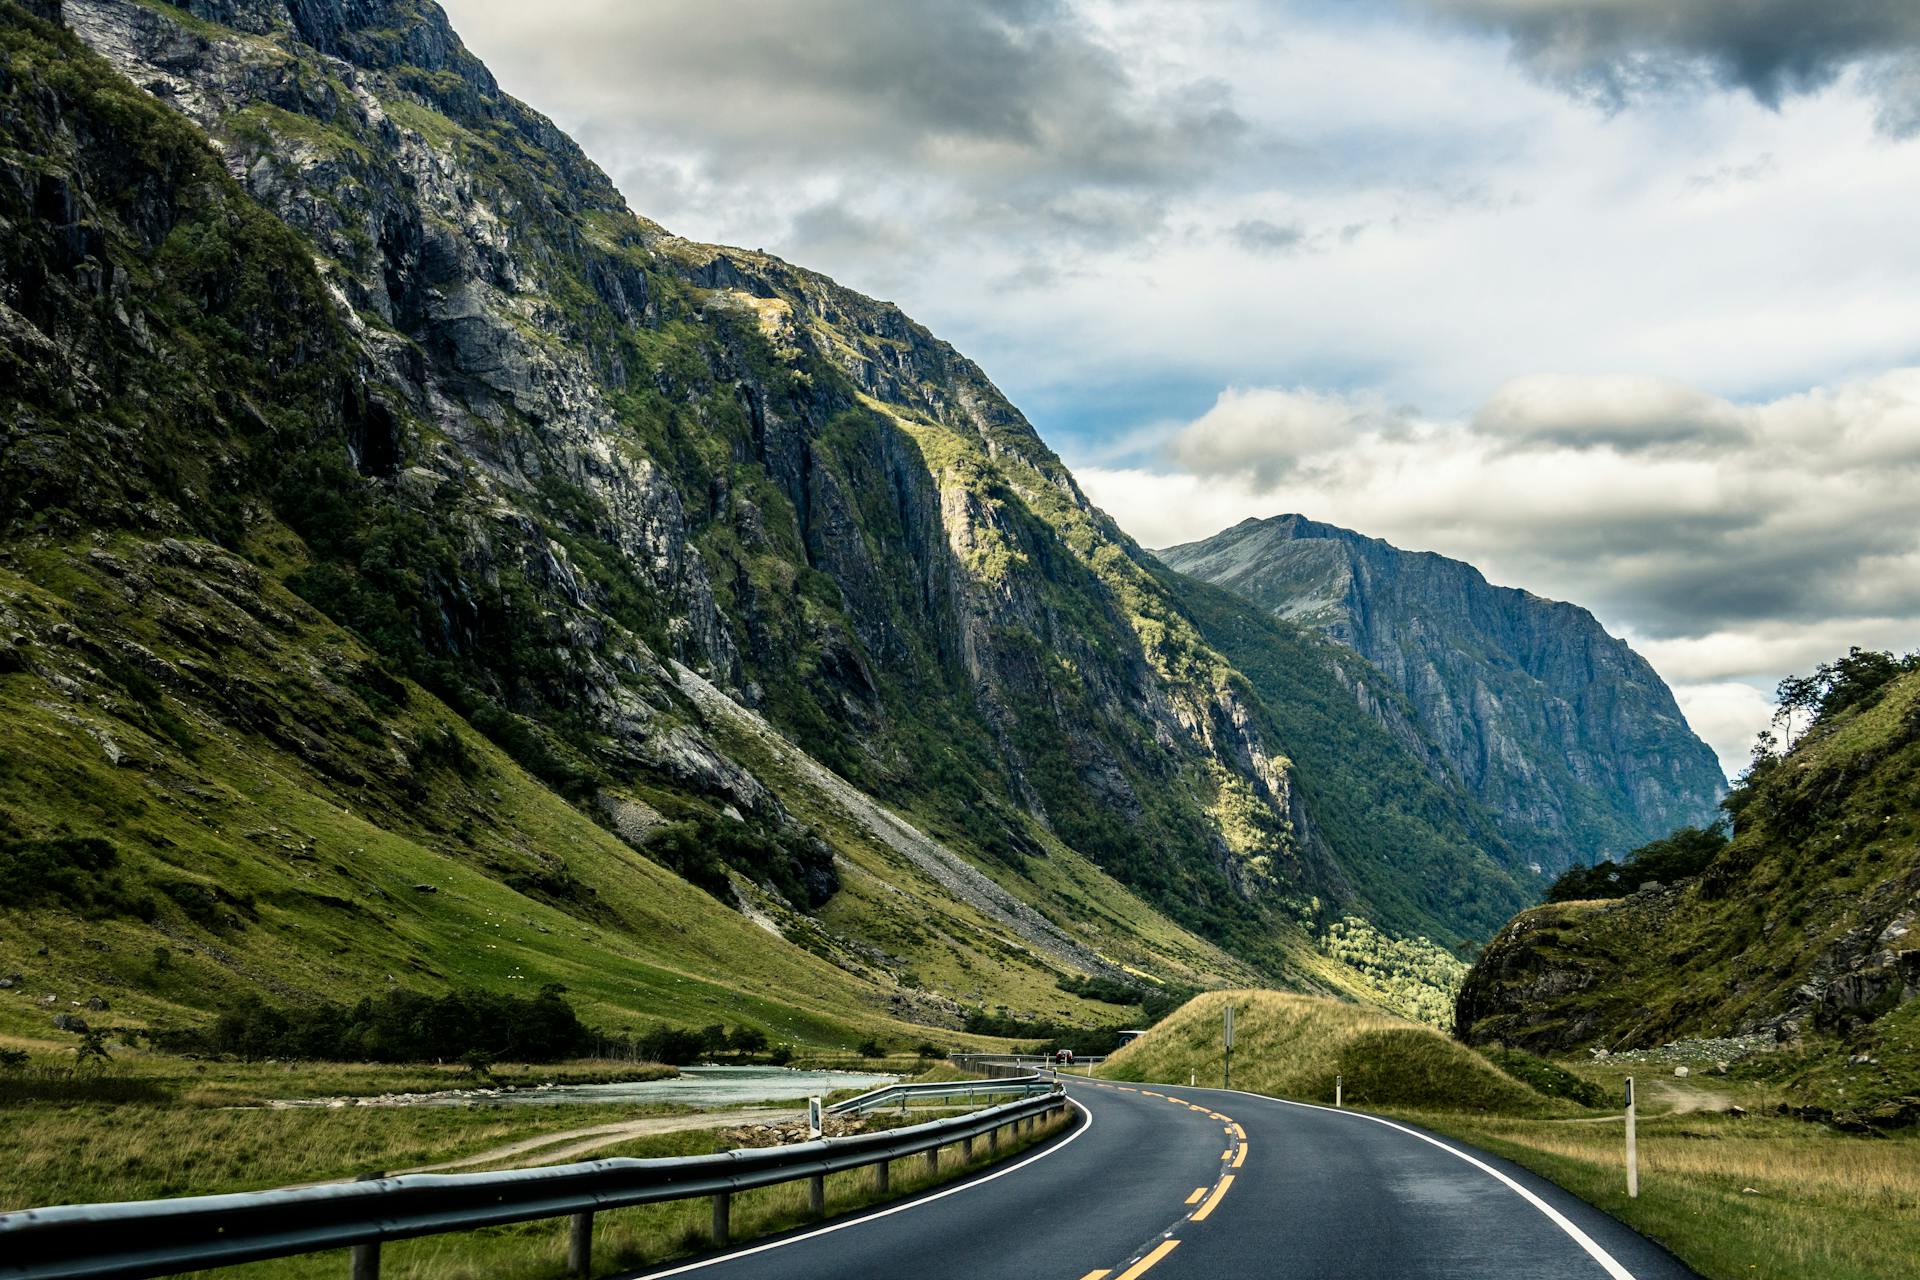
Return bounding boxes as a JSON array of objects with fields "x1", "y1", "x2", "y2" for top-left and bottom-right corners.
[
  {"x1": 2, "y1": 0, "x2": 1526, "y2": 1041},
  {"x1": 1159, "y1": 514, "x2": 1725, "y2": 874},
  {"x1": 1455, "y1": 667, "x2": 1920, "y2": 1121}
]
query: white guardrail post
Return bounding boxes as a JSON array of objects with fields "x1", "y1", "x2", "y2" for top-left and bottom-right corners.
[{"x1": 1624, "y1": 1076, "x2": 1638, "y2": 1198}]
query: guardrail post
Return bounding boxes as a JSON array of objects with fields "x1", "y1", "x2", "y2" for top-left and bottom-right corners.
[
  {"x1": 961, "y1": 1135, "x2": 973, "y2": 1162},
  {"x1": 926, "y1": 1145, "x2": 939, "y2": 1175},
  {"x1": 808, "y1": 1172, "x2": 825, "y2": 1217},
  {"x1": 568, "y1": 1211, "x2": 593, "y2": 1277},
  {"x1": 875, "y1": 1158, "x2": 890, "y2": 1195},
  {"x1": 988, "y1": 1124, "x2": 999, "y2": 1154},
  {"x1": 350, "y1": 1171, "x2": 382, "y2": 1280},
  {"x1": 712, "y1": 1192, "x2": 731, "y2": 1248}
]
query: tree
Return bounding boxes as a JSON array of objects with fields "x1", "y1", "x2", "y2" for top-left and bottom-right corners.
[
  {"x1": 74, "y1": 1029, "x2": 112, "y2": 1070},
  {"x1": 1773, "y1": 673, "x2": 1820, "y2": 744}
]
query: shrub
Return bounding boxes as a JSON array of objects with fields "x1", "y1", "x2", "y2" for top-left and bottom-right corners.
[
  {"x1": 0, "y1": 837, "x2": 155, "y2": 919},
  {"x1": 1546, "y1": 822, "x2": 1730, "y2": 902},
  {"x1": 1483, "y1": 1048, "x2": 1605, "y2": 1107},
  {"x1": 165, "y1": 985, "x2": 593, "y2": 1063}
]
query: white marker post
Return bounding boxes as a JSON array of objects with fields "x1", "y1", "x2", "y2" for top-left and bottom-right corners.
[
  {"x1": 1223, "y1": 1004, "x2": 1235, "y2": 1090},
  {"x1": 1335, "y1": 1073, "x2": 1343, "y2": 1108},
  {"x1": 1624, "y1": 1077, "x2": 1638, "y2": 1199},
  {"x1": 808, "y1": 1096, "x2": 823, "y2": 1140}
]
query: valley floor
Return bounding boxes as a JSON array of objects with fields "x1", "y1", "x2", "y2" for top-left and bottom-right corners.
[{"x1": 0, "y1": 1053, "x2": 1063, "y2": 1279}]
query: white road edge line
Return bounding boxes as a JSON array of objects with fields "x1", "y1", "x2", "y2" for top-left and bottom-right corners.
[
  {"x1": 630, "y1": 1098, "x2": 1095, "y2": 1279},
  {"x1": 1178, "y1": 1084, "x2": 1639, "y2": 1280}
]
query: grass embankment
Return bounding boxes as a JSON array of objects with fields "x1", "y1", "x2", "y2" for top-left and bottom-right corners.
[{"x1": 1100, "y1": 989, "x2": 1553, "y2": 1113}]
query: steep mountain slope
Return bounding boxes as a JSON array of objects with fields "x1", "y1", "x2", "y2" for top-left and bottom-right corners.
[
  {"x1": 1151, "y1": 568, "x2": 1528, "y2": 943},
  {"x1": 1158, "y1": 514, "x2": 1725, "y2": 872},
  {"x1": 1456, "y1": 661, "x2": 1920, "y2": 1118},
  {"x1": 0, "y1": 0, "x2": 1260, "y2": 1050},
  {"x1": 0, "y1": 0, "x2": 1531, "y2": 1049}
]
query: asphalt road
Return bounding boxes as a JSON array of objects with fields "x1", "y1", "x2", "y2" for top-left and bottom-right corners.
[{"x1": 626, "y1": 1077, "x2": 1702, "y2": 1280}]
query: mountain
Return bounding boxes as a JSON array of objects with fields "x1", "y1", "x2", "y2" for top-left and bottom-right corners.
[
  {"x1": 1455, "y1": 654, "x2": 1920, "y2": 1123},
  {"x1": 0, "y1": 0, "x2": 1533, "y2": 1048},
  {"x1": 1157, "y1": 514, "x2": 1725, "y2": 873}
]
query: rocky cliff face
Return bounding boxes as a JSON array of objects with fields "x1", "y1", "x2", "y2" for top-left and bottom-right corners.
[
  {"x1": 1158, "y1": 515, "x2": 1726, "y2": 873},
  {"x1": 1455, "y1": 668, "x2": 1920, "y2": 1120},
  {"x1": 0, "y1": 0, "x2": 1540, "y2": 1040}
]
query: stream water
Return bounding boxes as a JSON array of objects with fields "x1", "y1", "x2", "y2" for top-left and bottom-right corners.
[{"x1": 272, "y1": 1064, "x2": 900, "y2": 1109}]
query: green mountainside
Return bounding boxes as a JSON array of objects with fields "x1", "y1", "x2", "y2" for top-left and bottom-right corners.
[
  {"x1": 0, "y1": 0, "x2": 1543, "y2": 1049},
  {"x1": 1457, "y1": 658, "x2": 1920, "y2": 1120},
  {"x1": 1159, "y1": 514, "x2": 1726, "y2": 873}
]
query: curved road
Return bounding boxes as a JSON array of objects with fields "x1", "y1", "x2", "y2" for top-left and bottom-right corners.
[{"x1": 626, "y1": 1078, "x2": 1700, "y2": 1280}]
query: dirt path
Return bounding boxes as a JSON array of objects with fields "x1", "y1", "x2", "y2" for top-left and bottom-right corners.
[
  {"x1": 1551, "y1": 1077, "x2": 1733, "y2": 1123},
  {"x1": 395, "y1": 1106, "x2": 803, "y2": 1174}
]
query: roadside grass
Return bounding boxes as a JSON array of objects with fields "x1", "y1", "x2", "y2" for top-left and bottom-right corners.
[
  {"x1": 1100, "y1": 989, "x2": 1560, "y2": 1114},
  {"x1": 0, "y1": 1100, "x2": 702, "y2": 1210},
  {"x1": 159, "y1": 1108, "x2": 1075, "y2": 1280},
  {"x1": 1403, "y1": 1108, "x2": 1920, "y2": 1280}
]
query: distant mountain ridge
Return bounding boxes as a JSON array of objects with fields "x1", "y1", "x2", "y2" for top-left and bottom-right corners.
[{"x1": 1157, "y1": 515, "x2": 1725, "y2": 872}]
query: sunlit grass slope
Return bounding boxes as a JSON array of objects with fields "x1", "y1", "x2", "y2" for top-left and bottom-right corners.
[{"x1": 1100, "y1": 990, "x2": 1551, "y2": 1114}]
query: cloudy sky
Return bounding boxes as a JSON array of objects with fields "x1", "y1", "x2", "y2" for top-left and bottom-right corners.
[{"x1": 442, "y1": 0, "x2": 1920, "y2": 777}]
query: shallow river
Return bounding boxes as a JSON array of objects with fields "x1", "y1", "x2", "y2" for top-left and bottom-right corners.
[{"x1": 276, "y1": 1065, "x2": 901, "y2": 1109}]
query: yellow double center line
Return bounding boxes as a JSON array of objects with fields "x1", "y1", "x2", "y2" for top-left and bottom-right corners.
[{"x1": 1075, "y1": 1082, "x2": 1245, "y2": 1280}]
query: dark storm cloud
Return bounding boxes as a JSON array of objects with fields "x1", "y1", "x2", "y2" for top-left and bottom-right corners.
[
  {"x1": 447, "y1": 0, "x2": 1249, "y2": 222},
  {"x1": 1415, "y1": 0, "x2": 1920, "y2": 130}
]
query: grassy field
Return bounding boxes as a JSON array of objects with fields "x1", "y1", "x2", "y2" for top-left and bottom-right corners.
[{"x1": 1410, "y1": 1108, "x2": 1920, "y2": 1280}]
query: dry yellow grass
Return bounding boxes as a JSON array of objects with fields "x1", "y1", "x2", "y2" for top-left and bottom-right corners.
[{"x1": 1410, "y1": 1110, "x2": 1920, "y2": 1280}]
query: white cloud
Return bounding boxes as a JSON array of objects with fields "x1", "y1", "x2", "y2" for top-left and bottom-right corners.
[
  {"x1": 1168, "y1": 386, "x2": 1411, "y2": 487},
  {"x1": 1666, "y1": 681, "x2": 1775, "y2": 780},
  {"x1": 1472, "y1": 373, "x2": 1747, "y2": 451}
]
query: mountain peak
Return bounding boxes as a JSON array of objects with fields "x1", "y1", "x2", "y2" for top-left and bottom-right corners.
[{"x1": 1161, "y1": 517, "x2": 1725, "y2": 870}]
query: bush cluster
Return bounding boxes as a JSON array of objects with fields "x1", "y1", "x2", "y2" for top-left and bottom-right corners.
[
  {"x1": 1545, "y1": 823, "x2": 1730, "y2": 902},
  {"x1": 161, "y1": 986, "x2": 592, "y2": 1063}
]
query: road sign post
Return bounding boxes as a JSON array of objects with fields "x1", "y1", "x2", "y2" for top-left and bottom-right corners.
[
  {"x1": 1223, "y1": 1004, "x2": 1235, "y2": 1090},
  {"x1": 1624, "y1": 1077, "x2": 1638, "y2": 1198}
]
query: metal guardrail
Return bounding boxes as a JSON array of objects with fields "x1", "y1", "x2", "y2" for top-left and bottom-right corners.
[
  {"x1": 951, "y1": 1053, "x2": 1107, "y2": 1077},
  {"x1": 0, "y1": 1092, "x2": 1068, "y2": 1280},
  {"x1": 826, "y1": 1073, "x2": 1055, "y2": 1115}
]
